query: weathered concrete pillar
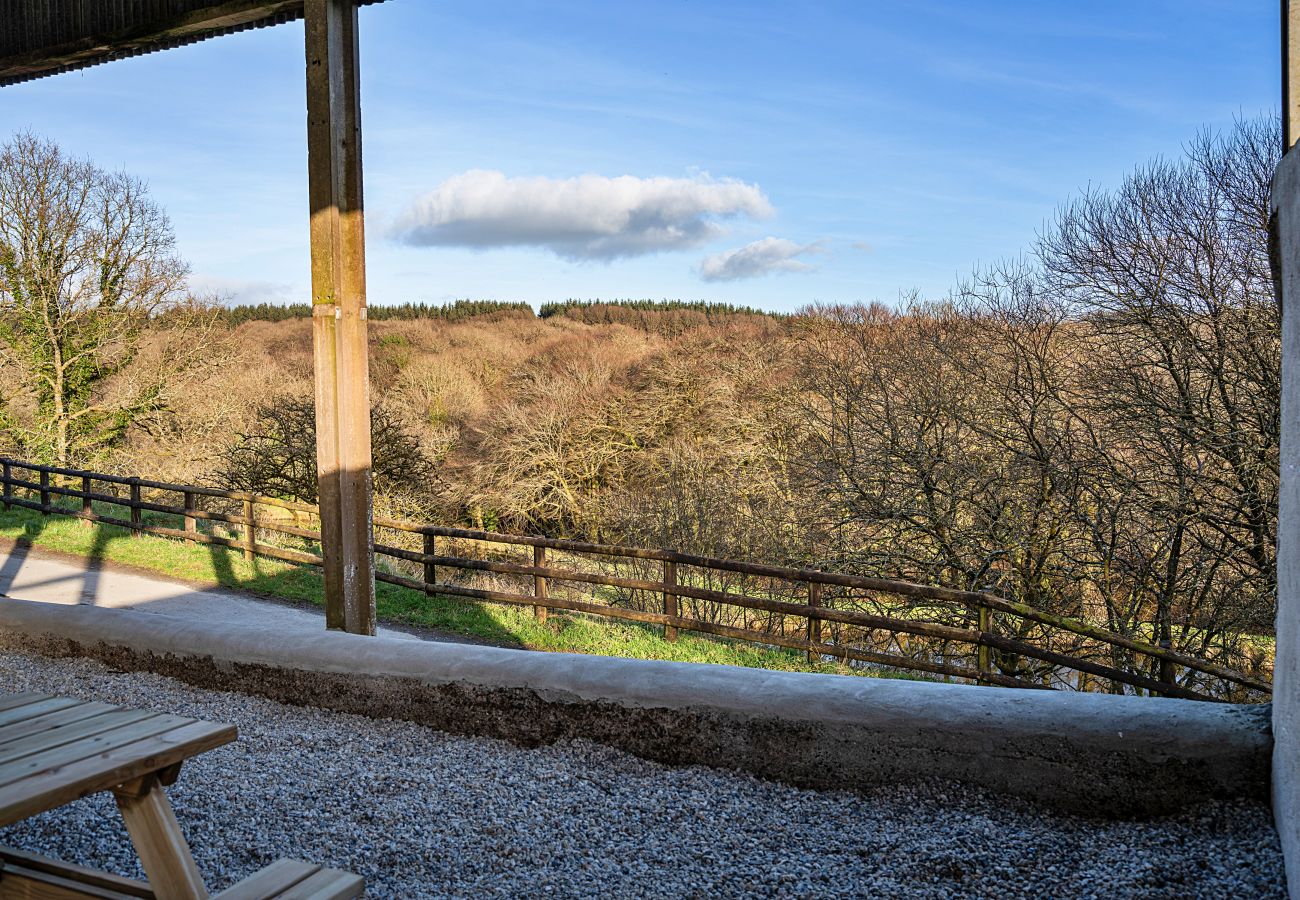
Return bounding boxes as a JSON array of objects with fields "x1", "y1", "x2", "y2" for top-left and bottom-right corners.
[{"x1": 1271, "y1": 148, "x2": 1300, "y2": 897}]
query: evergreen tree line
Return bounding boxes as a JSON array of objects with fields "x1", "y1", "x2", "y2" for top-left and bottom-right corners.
[
  {"x1": 197, "y1": 298, "x2": 786, "y2": 333},
  {"x1": 209, "y1": 300, "x2": 536, "y2": 325}
]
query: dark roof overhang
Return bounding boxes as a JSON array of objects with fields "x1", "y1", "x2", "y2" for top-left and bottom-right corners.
[{"x1": 0, "y1": 1, "x2": 389, "y2": 87}]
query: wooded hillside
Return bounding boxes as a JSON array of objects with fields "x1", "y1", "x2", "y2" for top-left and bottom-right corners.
[{"x1": 0, "y1": 119, "x2": 1280, "y2": 682}]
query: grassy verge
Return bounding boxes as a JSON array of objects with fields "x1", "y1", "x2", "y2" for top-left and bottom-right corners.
[{"x1": 0, "y1": 504, "x2": 897, "y2": 679}]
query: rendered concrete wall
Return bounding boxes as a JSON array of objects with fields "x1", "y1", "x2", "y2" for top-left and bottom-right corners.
[
  {"x1": 0, "y1": 598, "x2": 1270, "y2": 817},
  {"x1": 1273, "y1": 150, "x2": 1300, "y2": 898}
]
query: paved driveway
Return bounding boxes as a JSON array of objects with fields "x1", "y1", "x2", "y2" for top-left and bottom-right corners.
[{"x1": 0, "y1": 542, "x2": 419, "y2": 640}]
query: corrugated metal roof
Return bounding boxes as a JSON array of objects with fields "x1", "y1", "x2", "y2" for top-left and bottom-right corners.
[{"x1": 0, "y1": 1, "x2": 391, "y2": 87}]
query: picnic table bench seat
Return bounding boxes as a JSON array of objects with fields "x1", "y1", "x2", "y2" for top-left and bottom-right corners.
[{"x1": 0, "y1": 847, "x2": 364, "y2": 899}]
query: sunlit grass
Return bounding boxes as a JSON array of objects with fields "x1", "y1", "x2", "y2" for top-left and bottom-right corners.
[{"x1": 0, "y1": 504, "x2": 910, "y2": 679}]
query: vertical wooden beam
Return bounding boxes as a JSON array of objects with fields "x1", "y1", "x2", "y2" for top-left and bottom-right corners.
[
  {"x1": 1287, "y1": 0, "x2": 1300, "y2": 152},
  {"x1": 306, "y1": 0, "x2": 376, "y2": 635},
  {"x1": 81, "y1": 474, "x2": 92, "y2": 526},
  {"x1": 183, "y1": 491, "x2": 197, "y2": 535}
]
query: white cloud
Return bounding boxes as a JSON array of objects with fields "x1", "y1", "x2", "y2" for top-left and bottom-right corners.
[
  {"x1": 391, "y1": 170, "x2": 772, "y2": 260},
  {"x1": 188, "y1": 274, "x2": 297, "y2": 306},
  {"x1": 851, "y1": 240, "x2": 874, "y2": 254},
  {"x1": 698, "y1": 237, "x2": 825, "y2": 282}
]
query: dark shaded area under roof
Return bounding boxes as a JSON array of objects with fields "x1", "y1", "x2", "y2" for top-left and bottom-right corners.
[{"x1": 0, "y1": 0, "x2": 389, "y2": 87}]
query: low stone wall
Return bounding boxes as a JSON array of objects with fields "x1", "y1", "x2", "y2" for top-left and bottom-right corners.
[{"x1": 0, "y1": 598, "x2": 1271, "y2": 817}]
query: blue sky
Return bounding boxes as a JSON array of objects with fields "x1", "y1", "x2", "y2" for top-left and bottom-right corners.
[{"x1": 0, "y1": 0, "x2": 1279, "y2": 313}]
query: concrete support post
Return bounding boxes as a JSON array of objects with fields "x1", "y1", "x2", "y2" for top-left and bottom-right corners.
[
  {"x1": 1270, "y1": 146, "x2": 1300, "y2": 896},
  {"x1": 305, "y1": 0, "x2": 376, "y2": 635},
  {"x1": 1286, "y1": 0, "x2": 1300, "y2": 152}
]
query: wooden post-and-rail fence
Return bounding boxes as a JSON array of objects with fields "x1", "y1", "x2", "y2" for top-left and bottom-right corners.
[{"x1": 0, "y1": 458, "x2": 1272, "y2": 703}]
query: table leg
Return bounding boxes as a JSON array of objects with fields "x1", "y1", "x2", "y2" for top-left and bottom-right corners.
[{"x1": 113, "y1": 775, "x2": 209, "y2": 899}]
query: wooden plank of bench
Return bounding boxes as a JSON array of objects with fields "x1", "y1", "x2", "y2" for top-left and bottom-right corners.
[
  {"x1": 0, "y1": 699, "x2": 81, "y2": 731},
  {"x1": 0, "y1": 704, "x2": 124, "y2": 748},
  {"x1": 0, "y1": 719, "x2": 235, "y2": 827},
  {"x1": 212, "y1": 860, "x2": 320, "y2": 900},
  {"x1": 0, "y1": 710, "x2": 157, "y2": 767},
  {"x1": 0, "y1": 846, "x2": 153, "y2": 899},
  {"x1": 0, "y1": 865, "x2": 129, "y2": 899},
  {"x1": 276, "y1": 868, "x2": 363, "y2": 900},
  {"x1": 0, "y1": 713, "x2": 194, "y2": 791},
  {"x1": 0, "y1": 694, "x2": 49, "y2": 715}
]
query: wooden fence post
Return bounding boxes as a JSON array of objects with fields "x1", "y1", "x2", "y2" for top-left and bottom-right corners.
[
  {"x1": 534, "y1": 545, "x2": 548, "y2": 623},
  {"x1": 0, "y1": 459, "x2": 1265, "y2": 697},
  {"x1": 977, "y1": 604, "x2": 992, "y2": 683},
  {"x1": 663, "y1": 560, "x2": 678, "y2": 642},
  {"x1": 81, "y1": 475, "x2": 92, "y2": 526},
  {"x1": 807, "y1": 581, "x2": 822, "y2": 663},
  {"x1": 129, "y1": 479, "x2": 142, "y2": 534},
  {"x1": 1158, "y1": 638, "x2": 1175, "y2": 695},
  {"x1": 423, "y1": 532, "x2": 436, "y2": 589},
  {"x1": 242, "y1": 499, "x2": 256, "y2": 561}
]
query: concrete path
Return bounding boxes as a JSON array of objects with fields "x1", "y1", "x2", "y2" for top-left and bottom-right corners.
[{"x1": 0, "y1": 541, "x2": 422, "y2": 640}]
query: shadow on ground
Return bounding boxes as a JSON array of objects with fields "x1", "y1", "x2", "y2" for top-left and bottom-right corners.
[{"x1": 0, "y1": 501, "x2": 528, "y2": 647}]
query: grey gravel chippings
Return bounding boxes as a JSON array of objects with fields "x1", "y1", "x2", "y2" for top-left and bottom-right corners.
[{"x1": 0, "y1": 650, "x2": 1285, "y2": 899}]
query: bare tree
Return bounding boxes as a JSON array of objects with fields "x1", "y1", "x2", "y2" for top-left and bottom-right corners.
[
  {"x1": 789, "y1": 118, "x2": 1279, "y2": 690},
  {"x1": 1041, "y1": 118, "x2": 1280, "y2": 656},
  {"x1": 218, "y1": 395, "x2": 436, "y2": 504},
  {"x1": 0, "y1": 133, "x2": 194, "y2": 465}
]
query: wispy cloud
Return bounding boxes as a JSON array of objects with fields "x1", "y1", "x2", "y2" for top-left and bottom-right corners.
[
  {"x1": 698, "y1": 237, "x2": 825, "y2": 282},
  {"x1": 188, "y1": 274, "x2": 296, "y2": 305},
  {"x1": 391, "y1": 170, "x2": 772, "y2": 260}
]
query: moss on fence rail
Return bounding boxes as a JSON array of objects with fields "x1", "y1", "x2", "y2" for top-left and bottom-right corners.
[{"x1": 0, "y1": 505, "x2": 889, "y2": 678}]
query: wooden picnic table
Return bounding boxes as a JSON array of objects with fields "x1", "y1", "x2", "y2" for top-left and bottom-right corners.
[
  {"x1": 0, "y1": 690, "x2": 364, "y2": 899},
  {"x1": 0, "y1": 689, "x2": 234, "y2": 898}
]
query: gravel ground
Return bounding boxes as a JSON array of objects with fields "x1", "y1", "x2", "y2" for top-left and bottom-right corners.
[{"x1": 0, "y1": 651, "x2": 1285, "y2": 899}]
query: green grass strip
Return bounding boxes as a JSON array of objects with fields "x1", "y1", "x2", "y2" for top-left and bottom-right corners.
[{"x1": 0, "y1": 504, "x2": 918, "y2": 679}]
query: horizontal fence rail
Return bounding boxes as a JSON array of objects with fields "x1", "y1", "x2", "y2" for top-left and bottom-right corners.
[{"x1": 0, "y1": 458, "x2": 1272, "y2": 702}]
